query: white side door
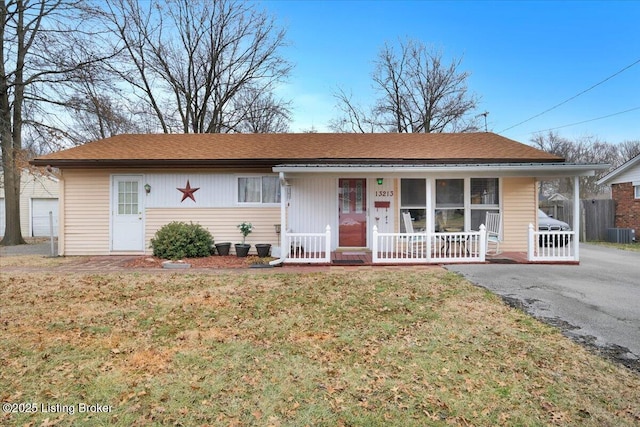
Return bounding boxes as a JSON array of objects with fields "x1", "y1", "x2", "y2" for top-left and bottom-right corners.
[{"x1": 112, "y1": 175, "x2": 144, "y2": 252}]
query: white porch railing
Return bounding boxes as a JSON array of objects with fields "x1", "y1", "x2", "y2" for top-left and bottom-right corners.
[
  {"x1": 284, "y1": 225, "x2": 332, "y2": 264},
  {"x1": 527, "y1": 224, "x2": 577, "y2": 262},
  {"x1": 372, "y1": 225, "x2": 486, "y2": 264},
  {"x1": 373, "y1": 229, "x2": 430, "y2": 263}
]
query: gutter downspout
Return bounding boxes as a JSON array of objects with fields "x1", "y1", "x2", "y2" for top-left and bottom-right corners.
[{"x1": 270, "y1": 172, "x2": 288, "y2": 266}]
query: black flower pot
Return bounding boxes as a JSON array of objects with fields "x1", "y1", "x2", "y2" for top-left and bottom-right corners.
[
  {"x1": 215, "y1": 242, "x2": 231, "y2": 256},
  {"x1": 255, "y1": 244, "x2": 272, "y2": 258},
  {"x1": 235, "y1": 243, "x2": 251, "y2": 257}
]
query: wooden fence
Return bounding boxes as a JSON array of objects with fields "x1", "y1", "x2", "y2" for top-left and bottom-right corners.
[{"x1": 540, "y1": 199, "x2": 615, "y2": 241}]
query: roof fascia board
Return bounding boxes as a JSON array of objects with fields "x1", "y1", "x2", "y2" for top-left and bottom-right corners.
[
  {"x1": 28, "y1": 159, "x2": 281, "y2": 168},
  {"x1": 30, "y1": 157, "x2": 565, "y2": 168},
  {"x1": 273, "y1": 163, "x2": 610, "y2": 177}
]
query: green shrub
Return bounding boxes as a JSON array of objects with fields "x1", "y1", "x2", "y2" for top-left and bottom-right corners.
[{"x1": 151, "y1": 221, "x2": 214, "y2": 260}]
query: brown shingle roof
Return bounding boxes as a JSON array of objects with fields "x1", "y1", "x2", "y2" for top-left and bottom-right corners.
[{"x1": 31, "y1": 133, "x2": 563, "y2": 167}]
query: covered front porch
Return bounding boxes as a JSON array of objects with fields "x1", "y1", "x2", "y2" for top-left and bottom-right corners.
[{"x1": 270, "y1": 163, "x2": 601, "y2": 266}]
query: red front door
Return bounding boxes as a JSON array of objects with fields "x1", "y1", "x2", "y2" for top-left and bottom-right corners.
[{"x1": 339, "y1": 178, "x2": 367, "y2": 247}]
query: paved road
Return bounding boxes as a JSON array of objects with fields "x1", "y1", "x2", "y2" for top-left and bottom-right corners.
[{"x1": 447, "y1": 243, "x2": 640, "y2": 367}]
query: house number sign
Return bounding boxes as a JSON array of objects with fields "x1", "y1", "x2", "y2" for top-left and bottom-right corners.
[{"x1": 375, "y1": 190, "x2": 394, "y2": 197}]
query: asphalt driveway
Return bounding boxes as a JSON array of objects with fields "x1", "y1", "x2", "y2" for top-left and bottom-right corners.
[{"x1": 447, "y1": 243, "x2": 640, "y2": 371}]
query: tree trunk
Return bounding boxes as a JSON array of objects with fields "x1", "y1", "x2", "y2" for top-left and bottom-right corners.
[
  {"x1": 0, "y1": 163, "x2": 26, "y2": 246},
  {"x1": 1, "y1": 110, "x2": 26, "y2": 245}
]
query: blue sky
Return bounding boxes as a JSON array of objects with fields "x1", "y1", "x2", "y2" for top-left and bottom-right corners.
[{"x1": 263, "y1": 0, "x2": 640, "y2": 144}]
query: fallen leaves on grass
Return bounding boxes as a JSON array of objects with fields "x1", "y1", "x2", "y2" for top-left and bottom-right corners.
[{"x1": 1, "y1": 270, "x2": 639, "y2": 426}]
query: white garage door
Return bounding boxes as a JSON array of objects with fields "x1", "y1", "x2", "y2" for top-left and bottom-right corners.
[
  {"x1": 32, "y1": 198, "x2": 59, "y2": 237},
  {"x1": 0, "y1": 198, "x2": 4, "y2": 236}
]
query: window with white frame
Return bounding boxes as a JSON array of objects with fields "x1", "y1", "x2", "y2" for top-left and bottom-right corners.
[
  {"x1": 238, "y1": 176, "x2": 281, "y2": 204},
  {"x1": 400, "y1": 179, "x2": 427, "y2": 232},
  {"x1": 634, "y1": 185, "x2": 640, "y2": 199},
  {"x1": 434, "y1": 178, "x2": 500, "y2": 231},
  {"x1": 470, "y1": 178, "x2": 500, "y2": 230},
  {"x1": 399, "y1": 177, "x2": 501, "y2": 232},
  {"x1": 435, "y1": 179, "x2": 464, "y2": 232}
]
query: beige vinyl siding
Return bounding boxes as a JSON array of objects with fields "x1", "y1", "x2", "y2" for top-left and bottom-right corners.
[
  {"x1": 61, "y1": 169, "x2": 111, "y2": 255},
  {"x1": 145, "y1": 207, "x2": 280, "y2": 255},
  {"x1": 59, "y1": 168, "x2": 279, "y2": 255},
  {"x1": 501, "y1": 177, "x2": 537, "y2": 252}
]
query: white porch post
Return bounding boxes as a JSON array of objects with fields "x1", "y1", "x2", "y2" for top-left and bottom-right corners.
[
  {"x1": 479, "y1": 224, "x2": 487, "y2": 262},
  {"x1": 527, "y1": 223, "x2": 535, "y2": 261},
  {"x1": 573, "y1": 175, "x2": 580, "y2": 261},
  {"x1": 426, "y1": 179, "x2": 433, "y2": 233},
  {"x1": 372, "y1": 225, "x2": 379, "y2": 263},
  {"x1": 280, "y1": 173, "x2": 288, "y2": 258},
  {"x1": 324, "y1": 225, "x2": 331, "y2": 263}
]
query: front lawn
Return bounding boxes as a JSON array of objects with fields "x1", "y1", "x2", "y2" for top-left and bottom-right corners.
[{"x1": 1, "y1": 270, "x2": 638, "y2": 426}]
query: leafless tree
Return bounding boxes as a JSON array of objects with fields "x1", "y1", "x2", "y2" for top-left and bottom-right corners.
[
  {"x1": 232, "y1": 86, "x2": 291, "y2": 133},
  {"x1": 101, "y1": 0, "x2": 292, "y2": 134},
  {"x1": 1, "y1": 0, "x2": 110, "y2": 245},
  {"x1": 331, "y1": 39, "x2": 479, "y2": 133},
  {"x1": 531, "y1": 131, "x2": 621, "y2": 198},
  {"x1": 64, "y1": 63, "x2": 145, "y2": 143},
  {"x1": 616, "y1": 140, "x2": 640, "y2": 164}
]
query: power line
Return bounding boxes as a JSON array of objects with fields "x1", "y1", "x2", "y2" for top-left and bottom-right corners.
[
  {"x1": 499, "y1": 58, "x2": 640, "y2": 133},
  {"x1": 529, "y1": 106, "x2": 640, "y2": 134}
]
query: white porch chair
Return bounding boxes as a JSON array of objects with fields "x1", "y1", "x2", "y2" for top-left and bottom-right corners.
[
  {"x1": 401, "y1": 212, "x2": 427, "y2": 256},
  {"x1": 485, "y1": 212, "x2": 502, "y2": 255}
]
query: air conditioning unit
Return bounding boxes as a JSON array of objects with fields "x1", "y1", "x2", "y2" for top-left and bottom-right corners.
[{"x1": 606, "y1": 228, "x2": 636, "y2": 244}]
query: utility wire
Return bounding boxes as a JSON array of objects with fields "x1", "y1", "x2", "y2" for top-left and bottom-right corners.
[
  {"x1": 499, "y1": 58, "x2": 640, "y2": 133},
  {"x1": 530, "y1": 106, "x2": 640, "y2": 134}
]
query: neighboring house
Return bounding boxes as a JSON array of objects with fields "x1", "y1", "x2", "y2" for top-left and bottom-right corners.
[
  {"x1": 546, "y1": 193, "x2": 570, "y2": 202},
  {"x1": 30, "y1": 133, "x2": 606, "y2": 261},
  {"x1": 597, "y1": 153, "x2": 640, "y2": 235},
  {"x1": 0, "y1": 168, "x2": 59, "y2": 238}
]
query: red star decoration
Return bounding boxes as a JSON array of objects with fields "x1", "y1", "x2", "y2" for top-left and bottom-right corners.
[{"x1": 177, "y1": 180, "x2": 199, "y2": 202}]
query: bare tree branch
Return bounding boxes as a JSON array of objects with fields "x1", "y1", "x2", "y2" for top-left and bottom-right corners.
[
  {"x1": 101, "y1": 0, "x2": 292, "y2": 134},
  {"x1": 333, "y1": 38, "x2": 479, "y2": 133}
]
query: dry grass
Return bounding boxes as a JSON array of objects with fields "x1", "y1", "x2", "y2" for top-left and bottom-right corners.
[
  {"x1": 1, "y1": 270, "x2": 638, "y2": 426},
  {"x1": 0, "y1": 254, "x2": 79, "y2": 268}
]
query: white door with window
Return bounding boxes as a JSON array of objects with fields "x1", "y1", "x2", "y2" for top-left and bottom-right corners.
[{"x1": 112, "y1": 175, "x2": 144, "y2": 252}]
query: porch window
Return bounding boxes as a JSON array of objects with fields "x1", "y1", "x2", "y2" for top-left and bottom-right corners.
[
  {"x1": 436, "y1": 179, "x2": 464, "y2": 231},
  {"x1": 470, "y1": 178, "x2": 500, "y2": 230},
  {"x1": 238, "y1": 176, "x2": 281, "y2": 204},
  {"x1": 400, "y1": 179, "x2": 426, "y2": 232},
  {"x1": 470, "y1": 178, "x2": 499, "y2": 205}
]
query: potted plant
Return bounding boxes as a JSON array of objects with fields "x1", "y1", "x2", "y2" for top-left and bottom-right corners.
[
  {"x1": 255, "y1": 243, "x2": 272, "y2": 258},
  {"x1": 235, "y1": 222, "x2": 253, "y2": 257},
  {"x1": 215, "y1": 242, "x2": 232, "y2": 256}
]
